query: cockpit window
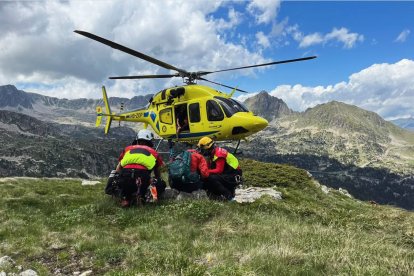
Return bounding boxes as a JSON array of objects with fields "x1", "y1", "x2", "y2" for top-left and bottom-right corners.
[
  {"x1": 214, "y1": 96, "x2": 249, "y2": 117},
  {"x1": 229, "y1": 98, "x2": 249, "y2": 112},
  {"x1": 206, "y1": 100, "x2": 224, "y2": 121},
  {"x1": 214, "y1": 97, "x2": 235, "y2": 117}
]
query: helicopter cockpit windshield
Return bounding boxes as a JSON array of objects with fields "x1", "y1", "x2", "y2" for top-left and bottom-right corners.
[{"x1": 214, "y1": 96, "x2": 249, "y2": 117}]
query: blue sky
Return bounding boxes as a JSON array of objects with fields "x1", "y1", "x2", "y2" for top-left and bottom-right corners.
[
  {"x1": 0, "y1": 0, "x2": 413, "y2": 119},
  {"x1": 217, "y1": 1, "x2": 414, "y2": 92}
]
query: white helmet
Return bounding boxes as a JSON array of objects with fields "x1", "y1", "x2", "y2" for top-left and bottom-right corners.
[{"x1": 136, "y1": 129, "x2": 154, "y2": 141}]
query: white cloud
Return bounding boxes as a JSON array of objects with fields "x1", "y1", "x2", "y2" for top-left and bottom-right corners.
[
  {"x1": 0, "y1": 0, "x2": 268, "y2": 99},
  {"x1": 395, "y1": 29, "x2": 410, "y2": 43},
  {"x1": 256, "y1": 31, "x2": 270, "y2": 48},
  {"x1": 240, "y1": 59, "x2": 414, "y2": 120},
  {"x1": 299, "y1": 33, "x2": 324, "y2": 48},
  {"x1": 324, "y1": 27, "x2": 364, "y2": 48},
  {"x1": 289, "y1": 26, "x2": 364, "y2": 49},
  {"x1": 247, "y1": 0, "x2": 281, "y2": 24}
]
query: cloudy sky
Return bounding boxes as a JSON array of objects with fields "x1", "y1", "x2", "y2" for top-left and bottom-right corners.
[{"x1": 1, "y1": 0, "x2": 413, "y2": 120}]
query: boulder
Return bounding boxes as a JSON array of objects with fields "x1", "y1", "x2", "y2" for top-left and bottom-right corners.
[
  {"x1": 162, "y1": 188, "x2": 208, "y2": 200},
  {"x1": 0, "y1": 256, "x2": 15, "y2": 269},
  {"x1": 79, "y1": 270, "x2": 93, "y2": 276},
  {"x1": 161, "y1": 188, "x2": 180, "y2": 200},
  {"x1": 19, "y1": 270, "x2": 38, "y2": 276},
  {"x1": 338, "y1": 188, "x2": 353, "y2": 198},
  {"x1": 234, "y1": 187, "x2": 282, "y2": 203}
]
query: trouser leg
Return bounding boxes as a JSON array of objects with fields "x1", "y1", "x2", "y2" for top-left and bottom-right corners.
[
  {"x1": 154, "y1": 178, "x2": 166, "y2": 195},
  {"x1": 137, "y1": 172, "x2": 151, "y2": 200},
  {"x1": 118, "y1": 177, "x2": 138, "y2": 200},
  {"x1": 171, "y1": 179, "x2": 201, "y2": 193},
  {"x1": 170, "y1": 179, "x2": 182, "y2": 191},
  {"x1": 205, "y1": 174, "x2": 233, "y2": 200},
  {"x1": 221, "y1": 174, "x2": 239, "y2": 198}
]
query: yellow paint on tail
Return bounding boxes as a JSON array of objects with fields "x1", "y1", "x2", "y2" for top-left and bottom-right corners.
[{"x1": 95, "y1": 106, "x2": 102, "y2": 127}]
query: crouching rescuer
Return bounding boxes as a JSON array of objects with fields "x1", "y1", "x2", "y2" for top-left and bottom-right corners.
[
  {"x1": 168, "y1": 149, "x2": 209, "y2": 193},
  {"x1": 114, "y1": 129, "x2": 165, "y2": 207},
  {"x1": 197, "y1": 137, "x2": 242, "y2": 200}
]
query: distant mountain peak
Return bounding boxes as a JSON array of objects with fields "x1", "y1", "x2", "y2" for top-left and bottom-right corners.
[
  {"x1": 243, "y1": 90, "x2": 292, "y2": 121},
  {"x1": 294, "y1": 100, "x2": 399, "y2": 140},
  {"x1": 389, "y1": 116, "x2": 414, "y2": 131}
]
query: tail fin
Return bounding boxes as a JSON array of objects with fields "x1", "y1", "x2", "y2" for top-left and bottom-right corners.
[
  {"x1": 96, "y1": 106, "x2": 103, "y2": 127},
  {"x1": 105, "y1": 116, "x2": 112, "y2": 134},
  {"x1": 102, "y1": 86, "x2": 112, "y2": 114},
  {"x1": 102, "y1": 86, "x2": 112, "y2": 134}
]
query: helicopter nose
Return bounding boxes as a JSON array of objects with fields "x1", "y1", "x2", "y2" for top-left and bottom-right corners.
[
  {"x1": 251, "y1": 116, "x2": 268, "y2": 132},
  {"x1": 229, "y1": 113, "x2": 268, "y2": 137}
]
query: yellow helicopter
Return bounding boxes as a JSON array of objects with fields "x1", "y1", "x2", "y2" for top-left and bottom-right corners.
[{"x1": 75, "y1": 30, "x2": 316, "y2": 145}]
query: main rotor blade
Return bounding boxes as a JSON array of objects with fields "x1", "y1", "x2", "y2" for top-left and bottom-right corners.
[
  {"x1": 74, "y1": 30, "x2": 187, "y2": 74},
  {"x1": 109, "y1": 74, "x2": 178, "y2": 80},
  {"x1": 199, "y1": 56, "x2": 317, "y2": 76},
  {"x1": 199, "y1": 77, "x2": 249, "y2": 93}
]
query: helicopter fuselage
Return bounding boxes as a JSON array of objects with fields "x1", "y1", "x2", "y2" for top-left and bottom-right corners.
[{"x1": 98, "y1": 84, "x2": 268, "y2": 143}]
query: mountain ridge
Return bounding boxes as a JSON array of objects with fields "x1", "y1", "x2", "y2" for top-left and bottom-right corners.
[{"x1": 0, "y1": 85, "x2": 152, "y2": 126}]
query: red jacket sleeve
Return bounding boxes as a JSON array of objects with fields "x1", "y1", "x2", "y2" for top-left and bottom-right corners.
[
  {"x1": 208, "y1": 158, "x2": 225, "y2": 174},
  {"x1": 189, "y1": 151, "x2": 210, "y2": 178},
  {"x1": 197, "y1": 155, "x2": 210, "y2": 178}
]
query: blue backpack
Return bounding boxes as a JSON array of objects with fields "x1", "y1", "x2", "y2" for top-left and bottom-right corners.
[{"x1": 168, "y1": 151, "x2": 200, "y2": 183}]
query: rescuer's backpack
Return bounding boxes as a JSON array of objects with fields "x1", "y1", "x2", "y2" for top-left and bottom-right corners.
[{"x1": 168, "y1": 150, "x2": 200, "y2": 183}]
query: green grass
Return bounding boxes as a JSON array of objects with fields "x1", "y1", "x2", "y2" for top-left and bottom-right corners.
[{"x1": 1, "y1": 160, "x2": 413, "y2": 275}]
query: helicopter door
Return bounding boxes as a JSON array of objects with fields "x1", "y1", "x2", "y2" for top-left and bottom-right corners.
[
  {"x1": 188, "y1": 102, "x2": 204, "y2": 134},
  {"x1": 175, "y1": 104, "x2": 189, "y2": 134},
  {"x1": 206, "y1": 99, "x2": 224, "y2": 131}
]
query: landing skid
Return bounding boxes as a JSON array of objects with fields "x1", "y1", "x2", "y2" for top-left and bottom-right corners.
[{"x1": 233, "y1": 140, "x2": 242, "y2": 155}]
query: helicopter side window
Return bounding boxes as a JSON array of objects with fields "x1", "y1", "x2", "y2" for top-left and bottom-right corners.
[
  {"x1": 160, "y1": 108, "x2": 173, "y2": 124},
  {"x1": 189, "y1": 103, "x2": 200, "y2": 123},
  {"x1": 206, "y1": 100, "x2": 224, "y2": 121}
]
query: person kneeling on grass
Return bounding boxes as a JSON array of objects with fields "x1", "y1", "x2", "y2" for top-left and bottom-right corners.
[
  {"x1": 197, "y1": 137, "x2": 242, "y2": 200},
  {"x1": 115, "y1": 129, "x2": 165, "y2": 207},
  {"x1": 168, "y1": 149, "x2": 209, "y2": 193}
]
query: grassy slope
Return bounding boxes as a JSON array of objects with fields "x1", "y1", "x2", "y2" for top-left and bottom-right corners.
[{"x1": 0, "y1": 159, "x2": 413, "y2": 275}]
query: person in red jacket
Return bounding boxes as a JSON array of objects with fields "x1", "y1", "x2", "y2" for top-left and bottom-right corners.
[
  {"x1": 197, "y1": 137, "x2": 242, "y2": 200},
  {"x1": 116, "y1": 129, "x2": 165, "y2": 207},
  {"x1": 169, "y1": 149, "x2": 209, "y2": 193}
]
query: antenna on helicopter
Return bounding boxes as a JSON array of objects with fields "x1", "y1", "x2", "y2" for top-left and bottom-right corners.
[{"x1": 74, "y1": 30, "x2": 316, "y2": 93}]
